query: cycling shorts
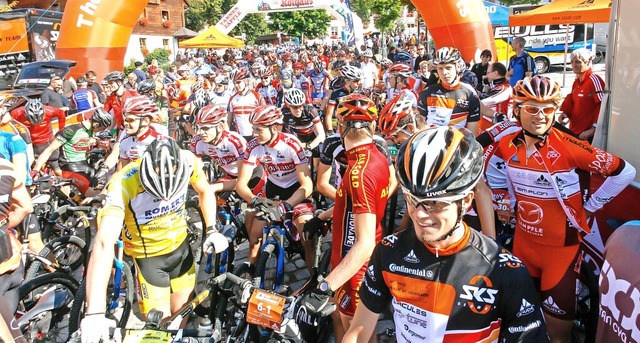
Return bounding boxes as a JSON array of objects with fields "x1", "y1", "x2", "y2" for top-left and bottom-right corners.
[
  {"x1": 61, "y1": 162, "x2": 93, "y2": 194},
  {"x1": 0, "y1": 262, "x2": 24, "y2": 326},
  {"x1": 33, "y1": 143, "x2": 60, "y2": 171},
  {"x1": 132, "y1": 239, "x2": 196, "y2": 314},
  {"x1": 513, "y1": 238, "x2": 580, "y2": 320},
  {"x1": 335, "y1": 264, "x2": 366, "y2": 317},
  {"x1": 265, "y1": 180, "x2": 314, "y2": 220}
]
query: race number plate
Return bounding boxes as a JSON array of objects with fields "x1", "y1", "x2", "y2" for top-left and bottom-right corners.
[
  {"x1": 123, "y1": 330, "x2": 172, "y2": 343},
  {"x1": 246, "y1": 288, "x2": 286, "y2": 330}
]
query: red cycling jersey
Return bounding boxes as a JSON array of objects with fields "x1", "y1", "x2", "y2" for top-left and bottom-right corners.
[
  {"x1": 11, "y1": 105, "x2": 66, "y2": 145},
  {"x1": 104, "y1": 89, "x2": 137, "y2": 128}
]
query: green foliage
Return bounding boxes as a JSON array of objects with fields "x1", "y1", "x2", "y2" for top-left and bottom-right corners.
[
  {"x1": 268, "y1": 10, "x2": 332, "y2": 40},
  {"x1": 124, "y1": 59, "x2": 138, "y2": 76},
  {"x1": 350, "y1": 0, "x2": 372, "y2": 27},
  {"x1": 145, "y1": 48, "x2": 170, "y2": 65},
  {"x1": 185, "y1": 0, "x2": 222, "y2": 32},
  {"x1": 0, "y1": 1, "x2": 17, "y2": 13},
  {"x1": 371, "y1": 0, "x2": 403, "y2": 33},
  {"x1": 231, "y1": 13, "x2": 270, "y2": 44}
]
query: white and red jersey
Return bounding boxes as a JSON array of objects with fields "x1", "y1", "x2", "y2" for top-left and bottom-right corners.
[
  {"x1": 293, "y1": 74, "x2": 310, "y2": 93},
  {"x1": 193, "y1": 131, "x2": 247, "y2": 177},
  {"x1": 255, "y1": 81, "x2": 282, "y2": 106},
  {"x1": 479, "y1": 78, "x2": 512, "y2": 132},
  {"x1": 229, "y1": 90, "x2": 265, "y2": 137},
  {"x1": 118, "y1": 127, "x2": 163, "y2": 162},
  {"x1": 243, "y1": 132, "x2": 308, "y2": 188},
  {"x1": 209, "y1": 91, "x2": 232, "y2": 109}
]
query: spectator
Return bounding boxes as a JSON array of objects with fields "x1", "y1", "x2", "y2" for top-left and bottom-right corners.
[
  {"x1": 72, "y1": 76, "x2": 102, "y2": 111},
  {"x1": 132, "y1": 61, "x2": 147, "y2": 83},
  {"x1": 507, "y1": 37, "x2": 535, "y2": 87},
  {"x1": 62, "y1": 76, "x2": 77, "y2": 99},
  {"x1": 471, "y1": 49, "x2": 492, "y2": 92},
  {"x1": 558, "y1": 48, "x2": 605, "y2": 143},
  {"x1": 86, "y1": 70, "x2": 106, "y2": 103},
  {"x1": 124, "y1": 73, "x2": 138, "y2": 90},
  {"x1": 40, "y1": 76, "x2": 70, "y2": 111},
  {"x1": 413, "y1": 44, "x2": 431, "y2": 73},
  {"x1": 166, "y1": 64, "x2": 179, "y2": 82}
]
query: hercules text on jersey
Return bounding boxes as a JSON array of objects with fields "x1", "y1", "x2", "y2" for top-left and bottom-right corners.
[
  {"x1": 417, "y1": 82, "x2": 481, "y2": 129},
  {"x1": 244, "y1": 132, "x2": 307, "y2": 188}
]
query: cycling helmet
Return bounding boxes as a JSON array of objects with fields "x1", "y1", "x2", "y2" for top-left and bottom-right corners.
[
  {"x1": 103, "y1": 71, "x2": 125, "y2": 83},
  {"x1": 249, "y1": 105, "x2": 283, "y2": 126},
  {"x1": 341, "y1": 65, "x2": 363, "y2": 81},
  {"x1": 24, "y1": 98, "x2": 45, "y2": 125},
  {"x1": 139, "y1": 138, "x2": 191, "y2": 201},
  {"x1": 191, "y1": 89, "x2": 208, "y2": 108},
  {"x1": 284, "y1": 88, "x2": 306, "y2": 107},
  {"x1": 393, "y1": 51, "x2": 412, "y2": 64},
  {"x1": 123, "y1": 95, "x2": 160, "y2": 118},
  {"x1": 336, "y1": 94, "x2": 377, "y2": 123},
  {"x1": 379, "y1": 58, "x2": 393, "y2": 67},
  {"x1": 254, "y1": 57, "x2": 265, "y2": 65},
  {"x1": 222, "y1": 65, "x2": 233, "y2": 73},
  {"x1": 147, "y1": 65, "x2": 159, "y2": 75},
  {"x1": 231, "y1": 68, "x2": 250, "y2": 82},
  {"x1": 196, "y1": 104, "x2": 227, "y2": 125},
  {"x1": 433, "y1": 47, "x2": 461, "y2": 65},
  {"x1": 397, "y1": 126, "x2": 482, "y2": 200},
  {"x1": 332, "y1": 60, "x2": 346, "y2": 70},
  {"x1": 282, "y1": 52, "x2": 292, "y2": 61},
  {"x1": 191, "y1": 80, "x2": 204, "y2": 93},
  {"x1": 378, "y1": 92, "x2": 415, "y2": 135},
  {"x1": 165, "y1": 83, "x2": 179, "y2": 99},
  {"x1": 258, "y1": 66, "x2": 274, "y2": 78},
  {"x1": 362, "y1": 49, "x2": 373, "y2": 58},
  {"x1": 387, "y1": 63, "x2": 412, "y2": 78},
  {"x1": 177, "y1": 64, "x2": 191, "y2": 72},
  {"x1": 91, "y1": 107, "x2": 113, "y2": 128},
  {"x1": 213, "y1": 75, "x2": 229, "y2": 85},
  {"x1": 313, "y1": 61, "x2": 324, "y2": 74},
  {"x1": 293, "y1": 62, "x2": 305, "y2": 70},
  {"x1": 512, "y1": 76, "x2": 562, "y2": 104},
  {"x1": 137, "y1": 79, "x2": 156, "y2": 95},
  {"x1": 456, "y1": 57, "x2": 468, "y2": 72},
  {"x1": 251, "y1": 62, "x2": 264, "y2": 70}
]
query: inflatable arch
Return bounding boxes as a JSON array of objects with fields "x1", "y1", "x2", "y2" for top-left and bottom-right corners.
[{"x1": 56, "y1": 0, "x2": 495, "y2": 78}]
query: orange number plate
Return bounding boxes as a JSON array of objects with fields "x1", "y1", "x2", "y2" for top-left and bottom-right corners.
[{"x1": 246, "y1": 288, "x2": 286, "y2": 330}]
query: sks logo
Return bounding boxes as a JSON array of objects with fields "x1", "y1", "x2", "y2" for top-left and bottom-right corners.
[
  {"x1": 460, "y1": 275, "x2": 498, "y2": 315},
  {"x1": 499, "y1": 249, "x2": 523, "y2": 268},
  {"x1": 599, "y1": 260, "x2": 640, "y2": 343}
]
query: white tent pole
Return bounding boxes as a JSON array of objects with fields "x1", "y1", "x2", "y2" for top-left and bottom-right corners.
[{"x1": 562, "y1": 23, "x2": 569, "y2": 87}]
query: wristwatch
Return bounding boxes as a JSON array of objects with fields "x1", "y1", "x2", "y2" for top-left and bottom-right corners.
[{"x1": 318, "y1": 279, "x2": 334, "y2": 296}]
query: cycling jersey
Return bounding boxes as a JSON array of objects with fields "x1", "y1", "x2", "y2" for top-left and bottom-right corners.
[
  {"x1": 11, "y1": 105, "x2": 66, "y2": 145},
  {"x1": 55, "y1": 123, "x2": 92, "y2": 165},
  {"x1": 0, "y1": 159, "x2": 22, "y2": 276},
  {"x1": 282, "y1": 105, "x2": 321, "y2": 144},
  {"x1": 104, "y1": 89, "x2": 137, "y2": 128},
  {"x1": 229, "y1": 90, "x2": 264, "y2": 137},
  {"x1": 71, "y1": 88, "x2": 98, "y2": 111},
  {"x1": 255, "y1": 82, "x2": 284, "y2": 107},
  {"x1": 329, "y1": 77, "x2": 345, "y2": 91},
  {"x1": 307, "y1": 70, "x2": 330, "y2": 99},
  {"x1": 479, "y1": 78, "x2": 512, "y2": 132},
  {"x1": 417, "y1": 82, "x2": 481, "y2": 129},
  {"x1": 0, "y1": 132, "x2": 27, "y2": 163},
  {"x1": 101, "y1": 150, "x2": 203, "y2": 258},
  {"x1": 292, "y1": 74, "x2": 310, "y2": 94},
  {"x1": 359, "y1": 224, "x2": 548, "y2": 342},
  {"x1": 243, "y1": 132, "x2": 307, "y2": 189},
  {"x1": 118, "y1": 127, "x2": 163, "y2": 162},
  {"x1": 193, "y1": 131, "x2": 246, "y2": 177},
  {"x1": 320, "y1": 133, "x2": 391, "y2": 186},
  {"x1": 209, "y1": 91, "x2": 231, "y2": 109},
  {"x1": 331, "y1": 142, "x2": 390, "y2": 316},
  {"x1": 0, "y1": 119, "x2": 32, "y2": 145}
]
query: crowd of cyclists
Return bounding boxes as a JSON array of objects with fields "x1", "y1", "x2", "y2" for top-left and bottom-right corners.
[{"x1": 0, "y1": 38, "x2": 636, "y2": 343}]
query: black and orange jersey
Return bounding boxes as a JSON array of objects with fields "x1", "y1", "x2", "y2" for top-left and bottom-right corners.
[
  {"x1": 331, "y1": 142, "x2": 390, "y2": 273},
  {"x1": 417, "y1": 82, "x2": 480, "y2": 129},
  {"x1": 360, "y1": 224, "x2": 548, "y2": 342}
]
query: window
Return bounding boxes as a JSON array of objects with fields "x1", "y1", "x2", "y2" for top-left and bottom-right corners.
[
  {"x1": 331, "y1": 27, "x2": 339, "y2": 37},
  {"x1": 139, "y1": 38, "x2": 147, "y2": 48},
  {"x1": 162, "y1": 10, "x2": 169, "y2": 22},
  {"x1": 163, "y1": 39, "x2": 170, "y2": 49},
  {"x1": 407, "y1": 23, "x2": 415, "y2": 29}
]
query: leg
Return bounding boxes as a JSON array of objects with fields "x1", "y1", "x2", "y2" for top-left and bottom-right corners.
[
  {"x1": 247, "y1": 215, "x2": 266, "y2": 265},
  {"x1": 294, "y1": 213, "x2": 315, "y2": 271},
  {"x1": 544, "y1": 314, "x2": 572, "y2": 343}
]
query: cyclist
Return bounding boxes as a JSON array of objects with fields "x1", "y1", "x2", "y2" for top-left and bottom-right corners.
[
  {"x1": 0, "y1": 97, "x2": 33, "y2": 166},
  {"x1": 324, "y1": 65, "x2": 363, "y2": 132},
  {"x1": 209, "y1": 74, "x2": 231, "y2": 108},
  {"x1": 299, "y1": 94, "x2": 390, "y2": 341},
  {"x1": 385, "y1": 63, "x2": 418, "y2": 104},
  {"x1": 360, "y1": 49, "x2": 378, "y2": 91},
  {"x1": 417, "y1": 47, "x2": 480, "y2": 135},
  {"x1": 255, "y1": 66, "x2": 284, "y2": 107},
  {"x1": 343, "y1": 126, "x2": 548, "y2": 342},
  {"x1": 292, "y1": 62, "x2": 311, "y2": 96},
  {"x1": 103, "y1": 71, "x2": 137, "y2": 129},
  {"x1": 282, "y1": 88, "x2": 325, "y2": 174},
  {"x1": 235, "y1": 105, "x2": 315, "y2": 271},
  {"x1": 229, "y1": 68, "x2": 266, "y2": 141},
  {"x1": 33, "y1": 108, "x2": 113, "y2": 197},
  {"x1": 492, "y1": 76, "x2": 636, "y2": 342},
  {"x1": 478, "y1": 62, "x2": 512, "y2": 132},
  {"x1": 80, "y1": 138, "x2": 228, "y2": 342},
  {"x1": 307, "y1": 61, "x2": 331, "y2": 108},
  {"x1": 137, "y1": 78, "x2": 170, "y2": 129}
]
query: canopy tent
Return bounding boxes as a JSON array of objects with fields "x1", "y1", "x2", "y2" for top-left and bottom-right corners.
[
  {"x1": 173, "y1": 27, "x2": 198, "y2": 38},
  {"x1": 179, "y1": 25, "x2": 245, "y2": 49},
  {"x1": 484, "y1": 1, "x2": 509, "y2": 27},
  {"x1": 509, "y1": 0, "x2": 612, "y2": 26}
]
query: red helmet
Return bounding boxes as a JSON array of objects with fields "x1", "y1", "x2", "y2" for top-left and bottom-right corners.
[
  {"x1": 196, "y1": 105, "x2": 227, "y2": 125},
  {"x1": 249, "y1": 105, "x2": 283, "y2": 126},
  {"x1": 231, "y1": 68, "x2": 250, "y2": 83},
  {"x1": 165, "y1": 83, "x2": 179, "y2": 99},
  {"x1": 282, "y1": 52, "x2": 292, "y2": 61},
  {"x1": 378, "y1": 91, "x2": 415, "y2": 135},
  {"x1": 147, "y1": 65, "x2": 159, "y2": 75},
  {"x1": 293, "y1": 62, "x2": 305, "y2": 70},
  {"x1": 336, "y1": 94, "x2": 377, "y2": 123},
  {"x1": 258, "y1": 66, "x2": 274, "y2": 78},
  {"x1": 387, "y1": 63, "x2": 412, "y2": 77},
  {"x1": 123, "y1": 95, "x2": 159, "y2": 118}
]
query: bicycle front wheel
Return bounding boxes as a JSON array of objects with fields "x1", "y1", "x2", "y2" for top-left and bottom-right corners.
[
  {"x1": 25, "y1": 235, "x2": 87, "y2": 281},
  {"x1": 16, "y1": 272, "x2": 79, "y2": 343}
]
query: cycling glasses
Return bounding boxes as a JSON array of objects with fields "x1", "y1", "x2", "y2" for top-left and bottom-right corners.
[
  {"x1": 124, "y1": 117, "x2": 140, "y2": 124},
  {"x1": 402, "y1": 188, "x2": 457, "y2": 213},
  {"x1": 289, "y1": 105, "x2": 303, "y2": 110},
  {"x1": 520, "y1": 104, "x2": 557, "y2": 116}
]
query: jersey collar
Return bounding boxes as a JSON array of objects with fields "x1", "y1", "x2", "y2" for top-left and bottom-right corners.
[
  {"x1": 423, "y1": 223, "x2": 471, "y2": 257},
  {"x1": 266, "y1": 131, "x2": 284, "y2": 148}
]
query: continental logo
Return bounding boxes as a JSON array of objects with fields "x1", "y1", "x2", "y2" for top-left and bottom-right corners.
[
  {"x1": 507, "y1": 320, "x2": 542, "y2": 333},
  {"x1": 460, "y1": 275, "x2": 498, "y2": 315},
  {"x1": 389, "y1": 263, "x2": 427, "y2": 277}
]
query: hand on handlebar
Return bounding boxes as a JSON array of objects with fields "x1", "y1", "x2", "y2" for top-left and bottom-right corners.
[
  {"x1": 302, "y1": 216, "x2": 329, "y2": 241},
  {"x1": 202, "y1": 231, "x2": 229, "y2": 254},
  {"x1": 80, "y1": 314, "x2": 118, "y2": 343},
  {"x1": 255, "y1": 200, "x2": 293, "y2": 222}
]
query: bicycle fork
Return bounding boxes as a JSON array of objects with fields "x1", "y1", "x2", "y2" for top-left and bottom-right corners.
[{"x1": 109, "y1": 240, "x2": 125, "y2": 311}]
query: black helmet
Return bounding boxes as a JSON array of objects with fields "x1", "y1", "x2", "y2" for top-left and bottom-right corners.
[
  {"x1": 137, "y1": 79, "x2": 156, "y2": 95},
  {"x1": 91, "y1": 108, "x2": 113, "y2": 128},
  {"x1": 24, "y1": 98, "x2": 45, "y2": 125},
  {"x1": 103, "y1": 71, "x2": 125, "y2": 83},
  {"x1": 397, "y1": 126, "x2": 482, "y2": 200},
  {"x1": 139, "y1": 138, "x2": 191, "y2": 201}
]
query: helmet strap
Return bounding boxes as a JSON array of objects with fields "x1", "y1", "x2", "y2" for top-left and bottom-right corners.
[{"x1": 212, "y1": 124, "x2": 224, "y2": 145}]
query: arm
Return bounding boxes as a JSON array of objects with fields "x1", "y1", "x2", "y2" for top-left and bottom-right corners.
[
  {"x1": 103, "y1": 141, "x2": 121, "y2": 170},
  {"x1": 388, "y1": 163, "x2": 398, "y2": 196},
  {"x1": 8, "y1": 176, "x2": 33, "y2": 229},
  {"x1": 323, "y1": 212, "x2": 377, "y2": 291},
  {"x1": 308, "y1": 120, "x2": 325, "y2": 150},
  {"x1": 343, "y1": 304, "x2": 381, "y2": 343},
  {"x1": 287, "y1": 163, "x2": 313, "y2": 206},
  {"x1": 10, "y1": 153, "x2": 27, "y2": 185},
  {"x1": 235, "y1": 160, "x2": 256, "y2": 203},
  {"x1": 316, "y1": 162, "x2": 336, "y2": 200},
  {"x1": 33, "y1": 139, "x2": 62, "y2": 171},
  {"x1": 474, "y1": 179, "x2": 496, "y2": 239},
  {"x1": 192, "y1": 174, "x2": 217, "y2": 229},
  {"x1": 55, "y1": 107, "x2": 66, "y2": 130},
  {"x1": 466, "y1": 120, "x2": 479, "y2": 136}
]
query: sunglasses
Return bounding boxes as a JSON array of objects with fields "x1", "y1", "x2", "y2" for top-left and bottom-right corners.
[
  {"x1": 197, "y1": 125, "x2": 215, "y2": 131},
  {"x1": 520, "y1": 104, "x2": 556, "y2": 116},
  {"x1": 403, "y1": 189, "x2": 456, "y2": 214},
  {"x1": 124, "y1": 117, "x2": 139, "y2": 123}
]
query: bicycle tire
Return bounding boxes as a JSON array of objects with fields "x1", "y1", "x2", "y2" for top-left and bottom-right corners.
[
  {"x1": 68, "y1": 260, "x2": 135, "y2": 334},
  {"x1": 255, "y1": 242, "x2": 282, "y2": 291},
  {"x1": 16, "y1": 272, "x2": 79, "y2": 343},
  {"x1": 25, "y1": 235, "x2": 87, "y2": 281},
  {"x1": 185, "y1": 200, "x2": 206, "y2": 265}
]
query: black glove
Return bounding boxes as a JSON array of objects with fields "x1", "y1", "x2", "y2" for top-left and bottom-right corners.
[
  {"x1": 493, "y1": 112, "x2": 507, "y2": 123},
  {"x1": 255, "y1": 201, "x2": 292, "y2": 222},
  {"x1": 90, "y1": 167, "x2": 109, "y2": 189},
  {"x1": 299, "y1": 288, "x2": 332, "y2": 316},
  {"x1": 303, "y1": 216, "x2": 328, "y2": 241}
]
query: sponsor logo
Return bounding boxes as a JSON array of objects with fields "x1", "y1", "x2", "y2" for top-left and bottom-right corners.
[
  {"x1": 382, "y1": 233, "x2": 399, "y2": 246},
  {"x1": 403, "y1": 324, "x2": 426, "y2": 340},
  {"x1": 600, "y1": 260, "x2": 640, "y2": 343},
  {"x1": 507, "y1": 320, "x2": 542, "y2": 333},
  {"x1": 398, "y1": 301, "x2": 428, "y2": 317},
  {"x1": 295, "y1": 305, "x2": 316, "y2": 326},
  {"x1": 547, "y1": 146, "x2": 561, "y2": 164},
  {"x1": 343, "y1": 212, "x2": 355, "y2": 248},
  {"x1": 407, "y1": 314, "x2": 428, "y2": 328},
  {"x1": 404, "y1": 250, "x2": 420, "y2": 263},
  {"x1": 555, "y1": 175, "x2": 567, "y2": 186},
  {"x1": 349, "y1": 153, "x2": 367, "y2": 188},
  {"x1": 543, "y1": 296, "x2": 566, "y2": 315},
  {"x1": 366, "y1": 265, "x2": 376, "y2": 281},
  {"x1": 143, "y1": 193, "x2": 187, "y2": 219},
  {"x1": 339, "y1": 293, "x2": 351, "y2": 310},
  {"x1": 389, "y1": 263, "x2": 427, "y2": 277},
  {"x1": 496, "y1": 161, "x2": 505, "y2": 170},
  {"x1": 456, "y1": 99, "x2": 469, "y2": 108},
  {"x1": 460, "y1": 275, "x2": 498, "y2": 315},
  {"x1": 563, "y1": 136, "x2": 593, "y2": 153},
  {"x1": 364, "y1": 281, "x2": 381, "y2": 297},
  {"x1": 533, "y1": 174, "x2": 551, "y2": 187},
  {"x1": 498, "y1": 250, "x2": 523, "y2": 268},
  {"x1": 517, "y1": 299, "x2": 535, "y2": 317},
  {"x1": 517, "y1": 201, "x2": 544, "y2": 225}
]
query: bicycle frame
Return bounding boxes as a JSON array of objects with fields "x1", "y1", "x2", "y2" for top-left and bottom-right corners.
[
  {"x1": 258, "y1": 221, "x2": 296, "y2": 291},
  {"x1": 16, "y1": 283, "x2": 75, "y2": 328},
  {"x1": 109, "y1": 239, "x2": 126, "y2": 311}
]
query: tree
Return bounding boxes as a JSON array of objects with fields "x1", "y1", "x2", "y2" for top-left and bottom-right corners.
[
  {"x1": 185, "y1": 0, "x2": 222, "y2": 32},
  {"x1": 370, "y1": 0, "x2": 403, "y2": 33},
  {"x1": 350, "y1": 0, "x2": 372, "y2": 27},
  {"x1": 231, "y1": 13, "x2": 270, "y2": 44},
  {"x1": 268, "y1": 10, "x2": 332, "y2": 40}
]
